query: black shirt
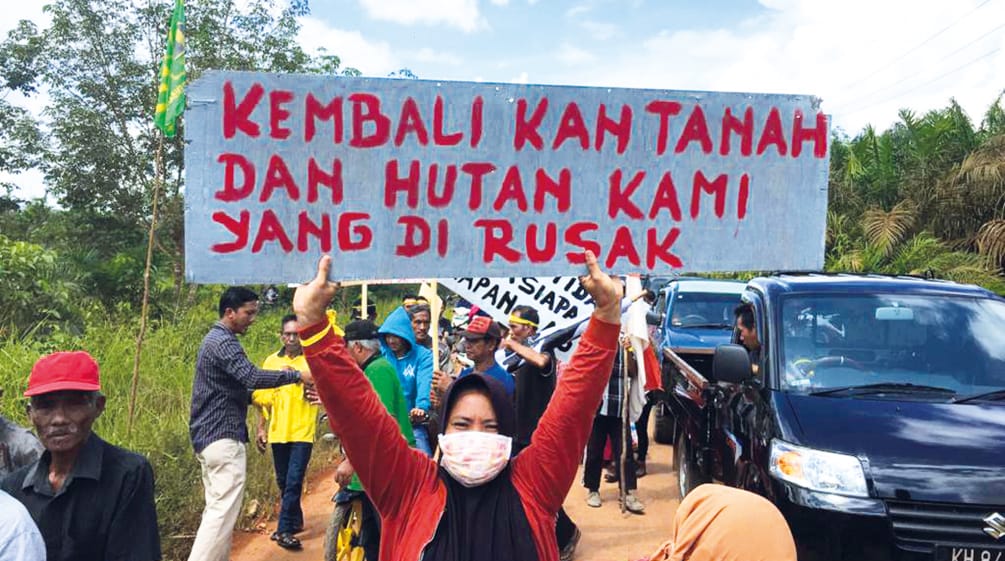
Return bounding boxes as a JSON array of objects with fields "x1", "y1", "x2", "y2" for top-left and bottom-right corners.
[
  {"x1": 1, "y1": 433, "x2": 161, "y2": 561},
  {"x1": 503, "y1": 342, "x2": 557, "y2": 451}
]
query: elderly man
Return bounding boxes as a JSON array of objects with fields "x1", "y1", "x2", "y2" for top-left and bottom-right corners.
[{"x1": 1, "y1": 351, "x2": 161, "y2": 561}]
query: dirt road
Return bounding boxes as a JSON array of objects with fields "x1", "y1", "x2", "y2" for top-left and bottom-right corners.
[{"x1": 232, "y1": 440, "x2": 679, "y2": 561}]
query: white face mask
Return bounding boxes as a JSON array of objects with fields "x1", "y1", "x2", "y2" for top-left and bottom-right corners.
[{"x1": 438, "y1": 431, "x2": 512, "y2": 487}]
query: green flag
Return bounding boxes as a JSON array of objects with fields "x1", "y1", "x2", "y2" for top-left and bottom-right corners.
[{"x1": 154, "y1": 0, "x2": 186, "y2": 137}]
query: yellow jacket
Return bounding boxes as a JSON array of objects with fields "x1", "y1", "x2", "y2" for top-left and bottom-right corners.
[{"x1": 251, "y1": 351, "x2": 319, "y2": 443}]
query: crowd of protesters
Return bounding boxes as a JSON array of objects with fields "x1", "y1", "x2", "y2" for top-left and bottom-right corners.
[{"x1": 0, "y1": 253, "x2": 798, "y2": 561}]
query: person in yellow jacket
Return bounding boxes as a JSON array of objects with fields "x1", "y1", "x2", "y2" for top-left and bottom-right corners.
[{"x1": 252, "y1": 313, "x2": 320, "y2": 551}]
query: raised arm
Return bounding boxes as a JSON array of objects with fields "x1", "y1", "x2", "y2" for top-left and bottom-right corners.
[
  {"x1": 294, "y1": 257, "x2": 439, "y2": 517},
  {"x1": 502, "y1": 338, "x2": 551, "y2": 371},
  {"x1": 512, "y1": 251, "x2": 622, "y2": 513}
]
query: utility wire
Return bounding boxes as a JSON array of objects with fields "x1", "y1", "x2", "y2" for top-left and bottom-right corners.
[
  {"x1": 841, "y1": 46, "x2": 1001, "y2": 117},
  {"x1": 834, "y1": 21, "x2": 1005, "y2": 112},
  {"x1": 844, "y1": 0, "x2": 996, "y2": 90}
]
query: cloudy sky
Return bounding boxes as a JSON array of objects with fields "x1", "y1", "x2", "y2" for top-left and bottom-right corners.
[{"x1": 3, "y1": 0, "x2": 1005, "y2": 198}]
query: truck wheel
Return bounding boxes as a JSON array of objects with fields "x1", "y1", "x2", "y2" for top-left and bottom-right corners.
[
  {"x1": 675, "y1": 431, "x2": 708, "y2": 499},
  {"x1": 654, "y1": 404, "x2": 675, "y2": 444}
]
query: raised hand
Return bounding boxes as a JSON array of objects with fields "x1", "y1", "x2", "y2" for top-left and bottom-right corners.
[
  {"x1": 293, "y1": 255, "x2": 338, "y2": 327},
  {"x1": 577, "y1": 250, "x2": 623, "y2": 324}
]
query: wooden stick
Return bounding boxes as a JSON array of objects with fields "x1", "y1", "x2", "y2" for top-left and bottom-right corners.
[
  {"x1": 361, "y1": 283, "x2": 368, "y2": 319},
  {"x1": 430, "y1": 281, "x2": 440, "y2": 368},
  {"x1": 127, "y1": 134, "x2": 164, "y2": 435},
  {"x1": 620, "y1": 344, "x2": 630, "y2": 513}
]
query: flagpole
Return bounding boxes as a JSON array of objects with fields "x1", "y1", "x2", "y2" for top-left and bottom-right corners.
[
  {"x1": 130, "y1": 0, "x2": 185, "y2": 435},
  {"x1": 430, "y1": 281, "x2": 440, "y2": 368},
  {"x1": 128, "y1": 133, "x2": 164, "y2": 435}
]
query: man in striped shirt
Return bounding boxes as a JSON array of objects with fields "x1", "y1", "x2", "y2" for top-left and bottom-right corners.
[{"x1": 187, "y1": 287, "x2": 312, "y2": 561}]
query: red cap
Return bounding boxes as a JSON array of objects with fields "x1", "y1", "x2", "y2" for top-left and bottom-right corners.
[
  {"x1": 461, "y1": 316, "x2": 502, "y2": 340},
  {"x1": 25, "y1": 351, "x2": 101, "y2": 397}
]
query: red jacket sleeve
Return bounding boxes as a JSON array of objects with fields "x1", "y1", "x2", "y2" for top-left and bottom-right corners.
[
  {"x1": 300, "y1": 320, "x2": 442, "y2": 518},
  {"x1": 511, "y1": 316, "x2": 619, "y2": 513}
]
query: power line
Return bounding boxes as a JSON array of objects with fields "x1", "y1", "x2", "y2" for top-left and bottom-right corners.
[
  {"x1": 834, "y1": 21, "x2": 1005, "y2": 112},
  {"x1": 844, "y1": 0, "x2": 996, "y2": 90},
  {"x1": 841, "y1": 45, "x2": 1002, "y2": 117}
]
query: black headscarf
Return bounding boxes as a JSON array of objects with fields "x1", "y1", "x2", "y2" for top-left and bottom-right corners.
[{"x1": 423, "y1": 374, "x2": 539, "y2": 561}]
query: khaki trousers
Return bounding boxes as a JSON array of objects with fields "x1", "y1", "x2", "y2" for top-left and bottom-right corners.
[{"x1": 187, "y1": 439, "x2": 247, "y2": 561}]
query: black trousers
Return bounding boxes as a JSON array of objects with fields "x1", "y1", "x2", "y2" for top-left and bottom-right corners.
[
  {"x1": 635, "y1": 401, "x2": 652, "y2": 463},
  {"x1": 584, "y1": 414, "x2": 637, "y2": 492},
  {"x1": 359, "y1": 494, "x2": 381, "y2": 561}
]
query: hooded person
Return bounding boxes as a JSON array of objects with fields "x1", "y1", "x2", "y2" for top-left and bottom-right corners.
[
  {"x1": 641, "y1": 484, "x2": 797, "y2": 561},
  {"x1": 292, "y1": 251, "x2": 623, "y2": 561},
  {"x1": 378, "y1": 306, "x2": 435, "y2": 456}
]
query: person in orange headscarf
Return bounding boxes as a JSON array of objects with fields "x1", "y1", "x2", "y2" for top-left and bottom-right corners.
[{"x1": 643, "y1": 484, "x2": 798, "y2": 561}]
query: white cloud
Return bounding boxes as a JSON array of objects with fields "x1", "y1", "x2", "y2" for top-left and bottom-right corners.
[
  {"x1": 565, "y1": 5, "x2": 591, "y2": 18},
  {"x1": 409, "y1": 47, "x2": 463, "y2": 66},
  {"x1": 581, "y1": 20, "x2": 618, "y2": 41},
  {"x1": 511, "y1": 71, "x2": 529, "y2": 84},
  {"x1": 356, "y1": 0, "x2": 486, "y2": 33},
  {"x1": 297, "y1": 17, "x2": 399, "y2": 76},
  {"x1": 557, "y1": 43, "x2": 595, "y2": 65},
  {"x1": 490, "y1": 0, "x2": 510, "y2": 5},
  {"x1": 552, "y1": 0, "x2": 1005, "y2": 133}
]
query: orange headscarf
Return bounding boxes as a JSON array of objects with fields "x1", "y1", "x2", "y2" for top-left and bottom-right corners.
[{"x1": 645, "y1": 484, "x2": 797, "y2": 561}]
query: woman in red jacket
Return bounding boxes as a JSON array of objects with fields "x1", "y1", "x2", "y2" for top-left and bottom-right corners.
[{"x1": 293, "y1": 252, "x2": 622, "y2": 561}]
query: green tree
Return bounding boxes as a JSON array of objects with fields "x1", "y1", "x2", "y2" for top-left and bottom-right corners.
[{"x1": 0, "y1": 0, "x2": 365, "y2": 312}]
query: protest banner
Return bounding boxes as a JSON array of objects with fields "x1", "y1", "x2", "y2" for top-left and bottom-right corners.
[
  {"x1": 184, "y1": 71, "x2": 830, "y2": 283},
  {"x1": 439, "y1": 276, "x2": 593, "y2": 332}
]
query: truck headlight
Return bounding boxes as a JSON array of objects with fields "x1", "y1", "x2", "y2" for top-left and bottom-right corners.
[{"x1": 769, "y1": 439, "x2": 868, "y2": 498}]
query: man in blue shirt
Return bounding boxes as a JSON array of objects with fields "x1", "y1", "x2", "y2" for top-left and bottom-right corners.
[{"x1": 457, "y1": 316, "x2": 514, "y2": 398}]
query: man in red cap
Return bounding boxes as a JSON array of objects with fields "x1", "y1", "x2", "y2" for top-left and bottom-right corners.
[{"x1": 1, "y1": 350, "x2": 161, "y2": 561}]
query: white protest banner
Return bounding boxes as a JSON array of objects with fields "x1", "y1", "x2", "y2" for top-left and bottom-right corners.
[
  {"x1": 184, "y1": 71, "x2": 830, "y2": 283},
  {"x1": 439, "y1": 277, "x2": 593, "y2": 332}
]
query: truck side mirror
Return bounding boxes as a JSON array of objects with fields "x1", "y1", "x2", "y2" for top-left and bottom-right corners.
[
  {"x1": 646, "y1": 310, "x2": 664, "y2": 326},
  {"x1": 713, "y1": 344, "x2": 752, "y2": 384}
]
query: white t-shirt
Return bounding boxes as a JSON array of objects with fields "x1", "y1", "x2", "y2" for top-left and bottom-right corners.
[{"x1": 0, "y1": 489, "x2": 45, "y2": 561}]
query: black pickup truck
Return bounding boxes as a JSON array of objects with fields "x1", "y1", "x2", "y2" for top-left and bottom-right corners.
[{"x1": 660, "y1": 273, "x2": 1005, "y2": 561}]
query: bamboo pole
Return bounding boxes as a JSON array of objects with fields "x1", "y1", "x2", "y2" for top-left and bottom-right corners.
[
  {"x1": 361, "y1": 283, "x2": 368, "y2": 319},
  {"x1": 127, "y1": 134, "x2": 165, "y2": 435},
  {"x1": 620, "y1": 343, "x2": 630, "y2": 513},
  {"x1": 430, "y1": 281, "x2": 440, "y2": 368}
]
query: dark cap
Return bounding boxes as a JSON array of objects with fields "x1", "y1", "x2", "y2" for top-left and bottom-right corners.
[
  {"x1": 344, "y1": 319, "x2": 380, "y2": 342},
  {"x1": 460, "y1": 316, "x2": 502, "y2": 340}
]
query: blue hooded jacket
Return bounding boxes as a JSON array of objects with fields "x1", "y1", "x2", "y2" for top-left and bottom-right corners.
[{"x1": 378, "y1": 306, "x2": 434, "y2": 412}]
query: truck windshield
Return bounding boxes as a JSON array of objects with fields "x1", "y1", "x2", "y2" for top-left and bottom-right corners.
[
  {"x1": 670, "y1": 292, "x2": 740, "y2": 328},
  {"x1": 779, "y1": 294, "x2": 1005, "y2": 398}
]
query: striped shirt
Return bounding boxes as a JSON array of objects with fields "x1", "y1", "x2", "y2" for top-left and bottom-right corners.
[
  {"x1": 597, "y1": 348, "x2": 625, "y2": 418},
  {"x1": 189, "y1": 322, "x2": 300, "y2": 453}
]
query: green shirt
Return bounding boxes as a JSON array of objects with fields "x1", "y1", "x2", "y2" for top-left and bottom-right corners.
[{"x1": 348, "y1": 354, "x2": 416, "y2": 491}]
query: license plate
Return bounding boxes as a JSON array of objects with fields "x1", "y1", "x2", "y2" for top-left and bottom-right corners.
[{"x1": 935, "y1": 546, "x2": 1005, "y2": 561}]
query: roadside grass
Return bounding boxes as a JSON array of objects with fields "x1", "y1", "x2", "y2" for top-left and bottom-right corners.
[{"x1": 0, "y1": 295, "x2": 397, "y2": 560}]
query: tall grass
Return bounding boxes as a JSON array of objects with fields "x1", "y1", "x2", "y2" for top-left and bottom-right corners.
[{"x1": 0, "y1": 294, "x2": 395, "y2": 560}]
